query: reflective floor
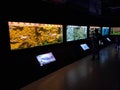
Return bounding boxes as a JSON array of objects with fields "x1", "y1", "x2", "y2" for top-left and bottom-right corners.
[{"x1": 21, "y1": 44, "x2": 120, "y2": 90}]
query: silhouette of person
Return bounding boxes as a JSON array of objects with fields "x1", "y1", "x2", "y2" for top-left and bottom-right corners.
[
  {"x1": 91, "y1": 29, "x2": 101, "y2": 60},
  {"x1": 115, "y1": 36, "x2": 120, "y2": 52}
]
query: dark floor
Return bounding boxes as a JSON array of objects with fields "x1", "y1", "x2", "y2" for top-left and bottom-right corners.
[{"x1": 21, "y1": 44, "x2": 120, "y2": 90}]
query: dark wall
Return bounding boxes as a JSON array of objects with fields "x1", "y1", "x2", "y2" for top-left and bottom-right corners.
[{"x1": 1, "y1": 2, "x2": 115, "y2": 89}]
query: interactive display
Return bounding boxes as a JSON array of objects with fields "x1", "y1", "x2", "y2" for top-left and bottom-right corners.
[
  {"x1": 110, "y1": 27, "x2": 120, "y2": 35},
  {"x1": 80, "y1": 43, "x2": 90, "y2": 51},
  {"x1": 102, "y1": 27, "x2": 110, "y2": 36},
  {"x1": 66, "y1": 25, "x2": 87, "y2": 42},
  {"x1": 8, "y1": 22, "x2": 63, "y2": 50},
  {"x1": 36, "y1": 52, "x2": 56, "y2": 66},
  {"x1": 89, "y1": 26, "x2": 101, "y2": 38},
  {"x1": 106, "y1": 37, "x2": 111, "y2": 42}
]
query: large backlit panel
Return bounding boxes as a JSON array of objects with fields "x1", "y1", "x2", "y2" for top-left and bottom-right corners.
[
  {"x1": 89, "y1": 26, "x2": 101, "y2": 38},
  {"x1": 102, "y1": 27, "x2": 110, "y2": 36},
  {"x1": 110, "y1": 27, "x2": 120, "y2": 35},
  {"x1": 9, "y1": 22, "x2": 63, "y2": 50},
  {"x1": 66, "y1": 25, "x2": 87, "y2": 42}
]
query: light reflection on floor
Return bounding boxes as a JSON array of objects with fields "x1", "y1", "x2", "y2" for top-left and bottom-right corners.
[{"x1": 21, "y1": 44, "x2": 120, "y2": 90}]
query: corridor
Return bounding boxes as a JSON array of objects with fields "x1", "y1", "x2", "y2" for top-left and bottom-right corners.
[{"x1": 21, "y1": 44, "x2": 120, "y2": 90}]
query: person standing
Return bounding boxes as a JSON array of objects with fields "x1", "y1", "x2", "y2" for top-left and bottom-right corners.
[
  {"x1": 115, "y1": 36, "x2": 120, "y2": 52},
  {"x1": 91, "y1": 29, "x2": 101, "y2": 60}
]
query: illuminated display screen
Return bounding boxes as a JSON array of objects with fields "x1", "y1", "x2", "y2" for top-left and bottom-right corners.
[
  {"x1": 8, "y1": 22, "x2": 63, "y2": 50},
  {"x1": 110, "y1": 27, "x2": 120, "y2": 35},
  {"x1": 36, "y1": 52, "x2": 56, "y2": 66},
  {"x1": 106, "y1": 37, "x2": 111, "y2": 42},
  {"x1": 66, "y1": 25, "x2": 87, "y2": 42},
  {"x1": 102, "y1": 27, "x2": 109, "y2": 36},
  {"x1": 89, "y1": 26, "x2": 101, "y2": 38},
  {"x1": 80, "y1": 43, "x2": 90, "y2": 51}
]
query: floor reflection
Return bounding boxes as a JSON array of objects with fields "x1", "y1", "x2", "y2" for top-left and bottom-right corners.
[{"x1": 21, "y1": 44, "x2": 120, "y2": 90}]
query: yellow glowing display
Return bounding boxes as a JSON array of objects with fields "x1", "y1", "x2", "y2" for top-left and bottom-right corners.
[{"x1": 9, "y1": 22, "x2": 63, "y2": 50}]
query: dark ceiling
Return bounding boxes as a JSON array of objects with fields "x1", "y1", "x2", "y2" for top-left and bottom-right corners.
[
  {"x1": 102, "y1": 0, "x2": 120, "y2": 15},
  {"x1": 2, "y1": 0, "x2": 120, "y2": 21},
  {"x1": 41, "y1": 0, "x2": 120, "y2": 15}
]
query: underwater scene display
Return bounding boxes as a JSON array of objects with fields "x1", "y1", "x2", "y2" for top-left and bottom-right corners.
[
  {"x1": 102, "y1": 27, "x2": 109, "y2": 36},
  {"x1": 89, "y1": 26, "x2": 101, "y2": 38},
  {"x1": 66, "y1": 25, "x2": 87, "y2": 41},
  {"x1": 9, "y1": 22, "x2": 63, "y2": 50},
  {"x1": 110, "y1": 27, "x2": 120, "y2": 35}
]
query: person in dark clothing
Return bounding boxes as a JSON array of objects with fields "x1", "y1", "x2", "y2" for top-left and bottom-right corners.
[
  {"x1": 115, "y1": 36, "x2": 120, "y2": 52},
  {"x1": 91, "y1": 29, "x2": 101, "y2": 60}
]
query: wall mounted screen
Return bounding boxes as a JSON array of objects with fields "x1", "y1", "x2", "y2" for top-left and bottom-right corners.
[
  {"x1": 8, "y1": 22, "x2": 63, "y2": 50},
  {"x1": 36, "y1": 52, "x2": 56, "y2": 66},
  {"x1": 66, "y1": 25, "x2": 87, "y2": 42},
  {"x1": 89, "y1": 26, "x2": 101, "y2": 38},
  {"x1": 102, "y1": 27, "x2": 110, "y2": 36},
  {"x1": 110, "y1": 27, "x2": 120, "y2": 35}
]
